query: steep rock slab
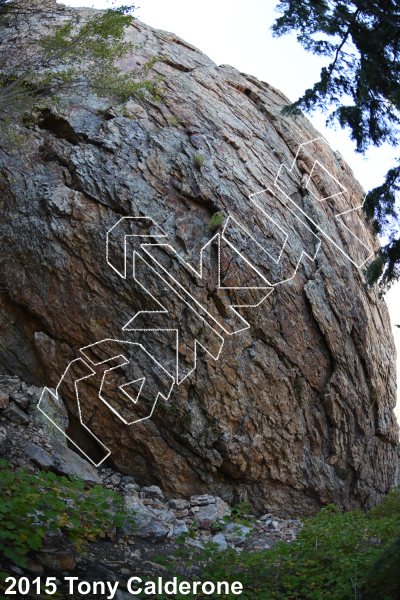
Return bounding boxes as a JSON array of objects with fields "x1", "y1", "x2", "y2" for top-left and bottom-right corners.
[
  {"x1": 25, "y1": 440, "x2": 102, "y2": 486},
  {"x1": 0, "y1": 0, "x2": 398, "y2": 516}
]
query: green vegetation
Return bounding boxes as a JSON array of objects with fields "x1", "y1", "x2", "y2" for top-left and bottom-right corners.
[
  {"x1": 194, "y1": 152, "x2": 205, "y2": 168},
  {"x1": 272, "y1": 0, "x2": 400, "y2": 292},
  {"x1": 207, "y1": 211, "x2": 226, "y2": 231},
  {"x1": 155, "y1": 490, "x2": 400, "y2": 599},
  {"x1": 157, "y1": 401, "x2": 193, "y2": 432},
  {"x1": 364, "y1": 535, "x2": 400, "y2": 599},
  {"x1": 205, "y1": 492, "x2": 400, "y2": 599},
  {"x1": 0, "y1": 458, "x2": 135, "y2": 579},
  {"x1": 206, "y1": 415, "x2": 222, "y2": 437},
  {"x1": 0, "y1": 3, "x2": 163, "y2": 147},
  {"x1": 333, "y1": 461, "x2": 352, "y2": 481}
]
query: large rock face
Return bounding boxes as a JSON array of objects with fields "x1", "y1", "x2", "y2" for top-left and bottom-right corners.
[{"x1": 0, "y1": 1, "x2": 398, "y2": 516}]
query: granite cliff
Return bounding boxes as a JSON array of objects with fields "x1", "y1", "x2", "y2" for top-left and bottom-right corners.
[{"x1": 0, "y1": 0, "x2": 398, "y2": 517}]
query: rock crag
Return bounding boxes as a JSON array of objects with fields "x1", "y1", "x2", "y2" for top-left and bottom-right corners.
[
  {"x1": 0, "y1": 382, "x2": 307, "y2": 588},
  {"x1": 0, "y1": 0, "x2": 398, "y2": 517}
]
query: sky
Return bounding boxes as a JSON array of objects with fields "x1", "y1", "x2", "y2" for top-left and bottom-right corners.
[{"x1": 58, "y1": 0, "x2": 400, "y2": 417}]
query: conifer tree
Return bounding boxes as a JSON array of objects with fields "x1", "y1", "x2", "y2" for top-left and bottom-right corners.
[
  {"x1": 272, "y1": 0, "x2": 400, "y2": 291},
  {"x1": 0, "y1": 1, "x2": 162, "y2": 147}
]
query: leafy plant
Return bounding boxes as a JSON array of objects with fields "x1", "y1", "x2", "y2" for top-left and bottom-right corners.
[
  {"x1": 194, "y1": 152, "x2": 205, "y2": 168},
  {"x1": 155, "y1": 488, "x2": 400, "y2": 599},
  {"x1": 230, "y1": 500, "x2": 252, "y2": 523},
  {"x1": 207, "y1": 211, "x2": 226, "y2": 231},
  {"x1": 364, "y1": 536, "x2": 400, "y2": 599},
  {"x1": 200, "y1": 491, "x2": 400, "y2": 600},
  {"x1": 0, "y1": 459, "x2": 135, "y2": 575}
]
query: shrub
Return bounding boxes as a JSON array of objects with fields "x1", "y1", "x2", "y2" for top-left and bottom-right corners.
[
  {"x1": 364, "y1": 536, "x2": 400, "y2": 599},
  {"x1": 0, "y1": 459, "x2": 135, "y2": 577},
  {"x1": 198, "y1": 491, "x2": 400, "y2": 600},
  {"x1": 156, "y1": 488, "x2": 400, "y2": 600}
]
